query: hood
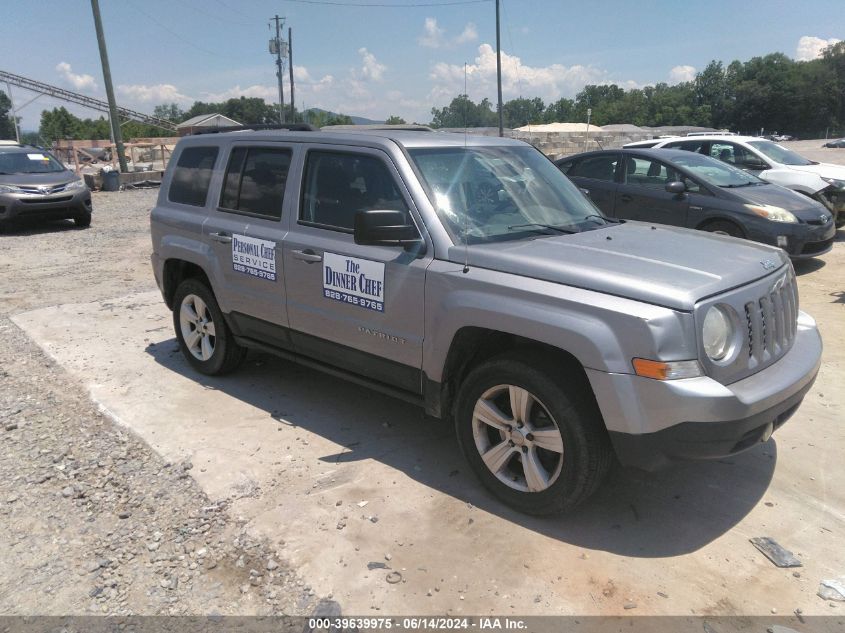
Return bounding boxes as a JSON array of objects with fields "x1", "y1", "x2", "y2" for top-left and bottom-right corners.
[
  {"x1": 450, "y1": 223, "x2": 788, "y2": 311},
  {"x1": 729, "y1": 183, "x2": 830, "y2": 220},
  {"x1": 787, "y1": 162, "x2": 845, "y2": 181},
  {"x1": 0, "y1": 170, "x2": 77, "y2": 187}
]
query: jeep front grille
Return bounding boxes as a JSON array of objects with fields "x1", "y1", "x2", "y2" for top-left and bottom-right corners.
[{"x1": 743, "y1": 270, "x2": 798, "y2": 362}]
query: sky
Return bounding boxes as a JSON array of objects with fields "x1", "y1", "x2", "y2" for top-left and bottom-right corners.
[{"x1": 3, "y1": 0, "x2": 844, "y2": 130}]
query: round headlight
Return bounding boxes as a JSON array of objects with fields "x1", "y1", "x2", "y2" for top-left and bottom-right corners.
[{"x1": 703, "y1": 305, "x2": 732, "y2": 361}]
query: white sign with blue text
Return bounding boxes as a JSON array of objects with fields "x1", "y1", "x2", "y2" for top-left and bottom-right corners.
[
  {"x1": 231, "y1": 234, "x2": 277, "y2": 281},
  {"x1": 322, "y1": 252, "x2": 385, "y2": 312}
]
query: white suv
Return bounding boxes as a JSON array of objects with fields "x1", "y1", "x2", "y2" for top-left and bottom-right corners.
[{"x1": 625, "y1": 135, "x2": 845, "y2": 226}]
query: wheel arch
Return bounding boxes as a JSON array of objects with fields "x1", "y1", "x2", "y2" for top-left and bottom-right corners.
[
  {"x1": 695, "y1": 216, "x2": 747, "y2": 238},
  {"x1": 436, "y1": 326, "x2": 594, "y2": 421},
  {"x1": 163, "y1": 258, "x2": 212, "y2": 309}
]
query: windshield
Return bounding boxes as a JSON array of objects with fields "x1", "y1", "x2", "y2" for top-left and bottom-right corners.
[
  {"x1": 0, "y1": 150, "x2": 67, "y2": 174},
  {"x1": 747, "y1": 140, "x2": 813, "y2": 166},
  {"x1": 670, "y1": 152, "x2": 763, "y2": 187},
  {"x1": 408, "y1": 146, "x2": 609, "y2": 244}
]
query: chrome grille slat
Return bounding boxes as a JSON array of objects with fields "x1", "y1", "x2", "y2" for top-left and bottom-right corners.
[
  {"x1": 702, "y1": 267, "x2": 799, "y2": 385},
  {"x1": 735, "y1": 270, "x2": 797, "y2": 372},
  {"x1": 749, "y1": 299, "x2": 765, "y2": 360},
  {"x1": 18, "y1": 184, "x2": 67, "y2": 195},
  {"x1": 773, "y1": 289, "x2": 785, "y2": 351}
]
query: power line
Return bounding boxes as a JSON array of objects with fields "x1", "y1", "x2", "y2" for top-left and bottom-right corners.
[
  {"x1": 282, "y1": 0, "x2": 490, "y2": 6},
  {"x1": 126, "y1": 3, "x2": 227, "y2": 58},
  {"x1": 208, "y1": 0, "x2": 255, "y2": 20}
]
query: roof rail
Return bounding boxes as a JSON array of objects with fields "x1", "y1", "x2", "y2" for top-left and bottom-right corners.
[
  {"x1": 322, "y1": 124, "x2": 434, "y2": 132},
  {"x1": 188, "y1": 123, "x2": 319, "y2": 135}
]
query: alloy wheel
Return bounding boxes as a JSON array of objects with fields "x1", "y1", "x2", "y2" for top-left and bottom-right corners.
[{"x1": 471, "y1": 384, "x2": 565, "y2": 492}]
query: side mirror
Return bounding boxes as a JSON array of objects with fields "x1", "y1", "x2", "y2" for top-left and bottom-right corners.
[
  {"x1": 741, "y1": 159, "x2": 767, "y2": 171},
  {"x1": 354, "y1": 210, "x2": 422, "y2": 248},
  {"x1": 665, "y1": 181, "x2": 686, "y2": 195}
]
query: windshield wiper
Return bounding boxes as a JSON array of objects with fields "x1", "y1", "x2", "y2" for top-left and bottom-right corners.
[
  {"x1": 507, "y1": 222, "x2": 577, "y2": 234},
  {"x1": 720, "y1": 182, "x2": 756, "y2": 188},
  {"x1": 581, "y1": 213, "x2": 620, "y2": 224}
]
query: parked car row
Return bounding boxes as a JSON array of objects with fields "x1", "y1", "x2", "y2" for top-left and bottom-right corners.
[
  {"x1": 823, "y1": 138, "x2": 845, "y2": 148},
  {"x1": 622, "y1": 135, "x2": 845, "y2": 229},
  {"x1": 557, "y1": 148, "x2": 835, "y2": 259}
]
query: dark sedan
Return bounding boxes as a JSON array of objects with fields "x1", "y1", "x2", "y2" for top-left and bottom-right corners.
[
  {"x1": 823, "y1": 138, "x2": 845, "y2": 148},
  {"x1": 556, "y1": 148, "x2": 835, "y2": 259}
]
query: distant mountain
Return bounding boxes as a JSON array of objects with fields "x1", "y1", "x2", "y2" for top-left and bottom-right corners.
[{"x1": 304, "y1": 107, "x2": 383, "y2": 126}]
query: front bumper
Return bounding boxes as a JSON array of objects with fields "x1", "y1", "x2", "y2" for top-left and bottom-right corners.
[
  {"x1": 0, "y1": 189, "x2": 91, "y2": 224},
  {"x1": 748, "y1": 219, "x2": 835, "y2": 259},
  {"x1": 816, "y1": 187, "x2": 845, "y2": 227},
  {"x1": 586, "y1": 310, "x2": 822, "y2": 471}
]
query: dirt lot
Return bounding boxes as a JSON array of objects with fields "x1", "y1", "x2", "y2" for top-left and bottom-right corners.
[
  {"x1": 1, "y1": 145, "x2": 844, "y2": 617},
  {"x1": 0, "y1": 192, "x2": 321, "y2": 616}
]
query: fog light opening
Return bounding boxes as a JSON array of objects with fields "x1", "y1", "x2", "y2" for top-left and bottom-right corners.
[{"x1": 777, "y1": 235, "x2": 788, "y2": 248}]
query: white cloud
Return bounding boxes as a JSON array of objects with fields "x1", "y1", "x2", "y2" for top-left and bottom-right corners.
[
  {"x1": 357, "y1": 48, "x2": 386, "y2": 82},
  {"x1": 429, "y1": 43, "x2": 610, "y2": 104},
  {"x1": 200, "y1": 84, "x2": 276, "y2": 102},
  {"x1": 118, "y1": 83, "x2": 192, "y2": 104},
  {"x1": 455, "y1": 23, "x2": 478, "y2": 45},
  {"x1": 293, "y1": 66, "x2": 335, "y2": 93},
  {"x1": 293, "y1": 66, "x2": 312, "y2": 82},
  {"x1": 56, "y1": 62, "x2": 97, "y2": 92},
  {"x1": 418, "y1": 18, "x2": 478, "y2": 48},
  {"x1": 418, "y1": 17, "x2": 446, "y2": 48},
  {"x1": 795, "y1": 35, "x2": 840, "y2": 61},
  {"x1": 668, "y1": 65, "x2": 696, "y2": 84}
]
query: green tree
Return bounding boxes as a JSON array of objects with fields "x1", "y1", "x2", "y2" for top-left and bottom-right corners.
[
  {"x1": 502, "y1": 97, "x2": 545, "y2": 128},
  {"x1": 39, "y1": 107, "x2": 80, "y2": 142},
  {"x1": 153, "y1": 103, "x2": 186, "y2": 122},
  {"x1": 543, "y1": 97, "x2": 574, "y2": 123},
  {"x1": 0, "y1": 91, "x2": 15, "y2": 140},
  {"x1": 429, "y1": 95, "x2": 497, "y2": 128},
  {"x1": 384, "y1": 115, "x2": 406, "y2": 125}
]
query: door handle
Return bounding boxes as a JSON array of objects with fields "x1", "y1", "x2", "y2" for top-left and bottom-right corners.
[
  {"x1": 292, "y1": 249, "x2": 323, "y2": 263},
  {"x1": 209, "y1": 231, "x2": 232, "y2": 244},
  {"x1": 619, "y1": 194, "x2": 633, "y2": 203}
]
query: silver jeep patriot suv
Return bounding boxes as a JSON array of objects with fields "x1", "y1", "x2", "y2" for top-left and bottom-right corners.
[{"x1": 150, "y1": 128, "x2": 822, "y2": 515}]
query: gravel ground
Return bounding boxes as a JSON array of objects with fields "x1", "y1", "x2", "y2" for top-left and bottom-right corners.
[{"x1": 0, "y1": 190, "x2": 317, "y2": 615}]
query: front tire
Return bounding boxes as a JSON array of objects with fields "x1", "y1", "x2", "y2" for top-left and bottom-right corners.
[
  {"x1": 701, "y1": 219, "x2": 744, "y2": 238},
  {"x1": 74, "y1": 211, "x2": 92, "y2": 228},
  {"x1": 172, "y1": 278, "x2": 245, "y2": 375},
  {"x1": 454, "y1": 353, "x2": 612, "y2": 515}
]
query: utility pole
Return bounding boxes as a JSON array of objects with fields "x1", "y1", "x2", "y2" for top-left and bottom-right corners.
[
  {"x1": 269, "y1": 15, "x2": 286, "y2": 124},
  {"x1": 288, "y1": 27, "x2": 295, "y2": 122},
  {"x1": 584, "y1": 107, "x2": 592, "y2": 151},
  {"x1": 90, "y1": 0, "x2": 127, "y2": 173},
  {"x1": 495, "y1": 0, "x2": 503, "y2": 137}
]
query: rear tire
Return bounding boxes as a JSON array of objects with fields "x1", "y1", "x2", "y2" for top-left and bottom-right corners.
[
  {"x1": 172, "y1": 278, "x2": 245, "y2": 376},
  {"x1": 454, "y1": 352, "x2": 612, "y2": 515},
  {"x1": 701, "y1": 219, "x2": 744, "y2": 238}
]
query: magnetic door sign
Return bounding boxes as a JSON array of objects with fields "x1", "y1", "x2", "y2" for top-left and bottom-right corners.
[
  {"x1": 231, "y1": 234, "x2": 277, "y2": 281},
  {"x1": 322, "y1": 252, "x2": 385, "y2": 312}
]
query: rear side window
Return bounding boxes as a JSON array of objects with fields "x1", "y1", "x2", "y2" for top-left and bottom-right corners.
[
  {"x1": 624, "y1": 156, "x2": 680, "y2": 188},
  {"x1": 664, "y1": 140, "x2": 707, "y2": 154},
  {"x1": 300, "y1": 151, "x2": 409, "y2": 232},
  {"x1": 567, "y1": 155, "x2": 618, "y2": 182},
  {"x1": 220, "y1": 147, "x2": 291, "y2": 219},
  {"x1": 169, "y1": 146, "x2": 218, "y2": 207}
]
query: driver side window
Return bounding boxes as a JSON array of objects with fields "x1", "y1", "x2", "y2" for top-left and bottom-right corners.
[{"x1": 300, "y1": 151, "x2": 409, "y2": 232}]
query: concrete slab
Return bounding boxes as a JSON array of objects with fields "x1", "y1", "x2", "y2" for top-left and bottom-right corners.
[{"x1": 12, "y1": 290, "x2": 845, "y2": 615}]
